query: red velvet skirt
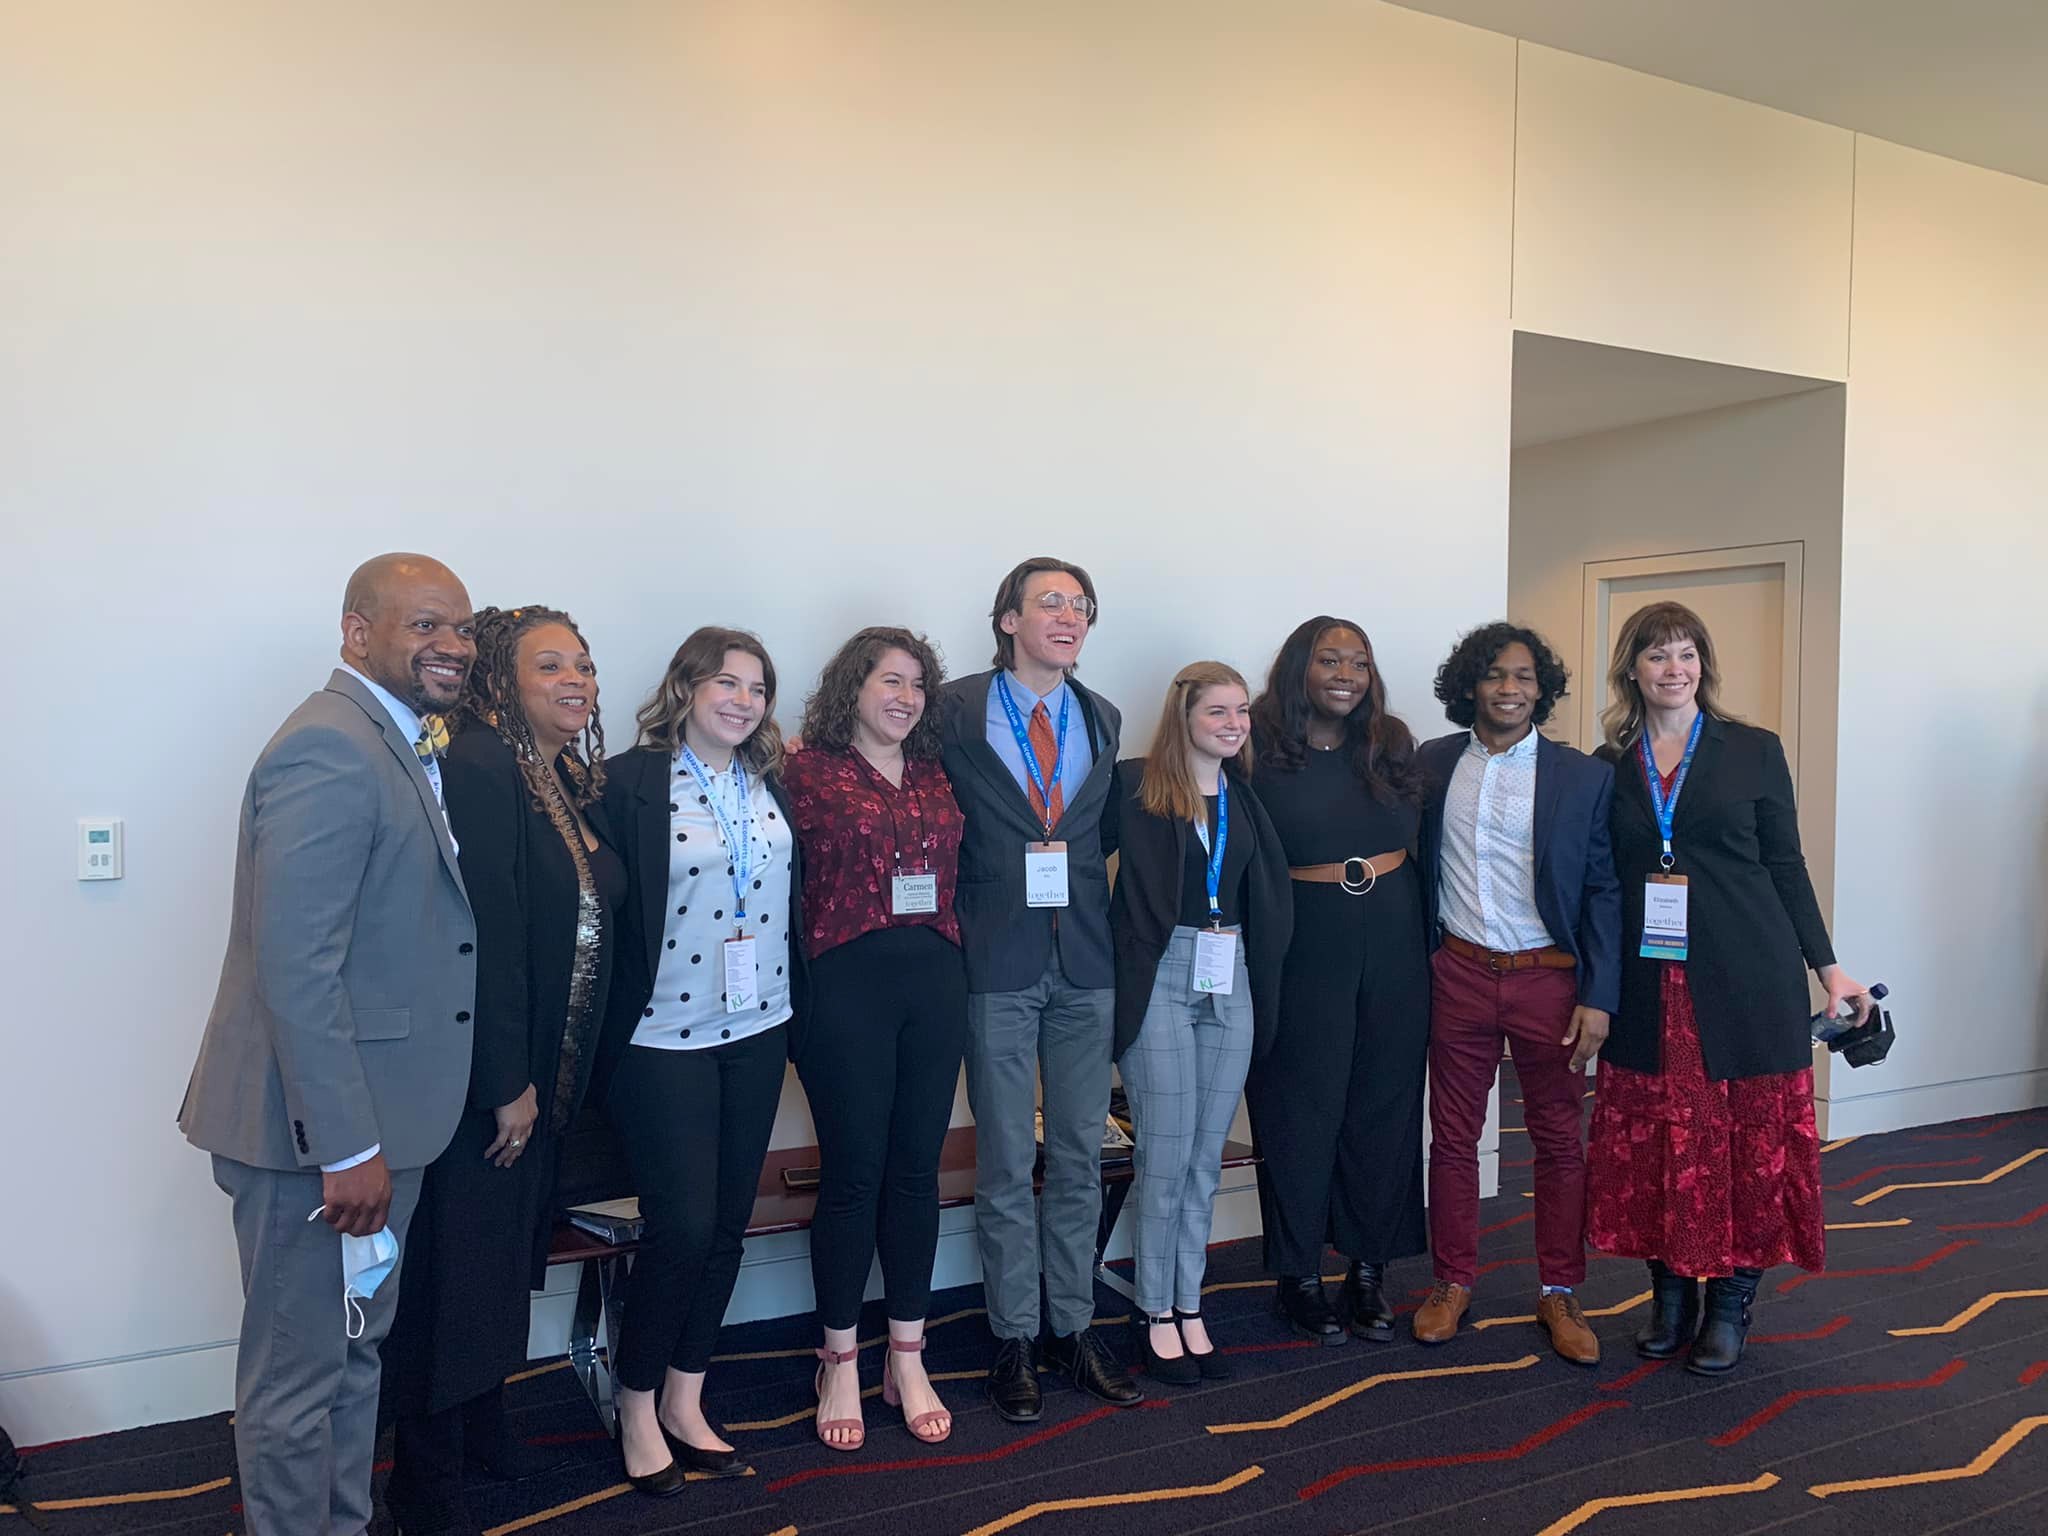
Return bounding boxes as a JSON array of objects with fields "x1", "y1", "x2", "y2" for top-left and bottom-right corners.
[{"x1": 1584, "y1": 963, "x2": 1826, "y2": 1277}]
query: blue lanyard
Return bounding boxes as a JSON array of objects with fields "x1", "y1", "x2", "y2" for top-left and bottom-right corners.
[
  {"x1": 996, "y1": 674, "x2": 1070, "y2": 835},
  {"x1": 678, "y1": 746, "x2": 753, "y2": 923},
  {"x1": 1191, "y1": 775, "x2": 1230, "y2": 926},
  {"x1": 1638, "y1": 712, "x2": 1703, "y2": 869}
]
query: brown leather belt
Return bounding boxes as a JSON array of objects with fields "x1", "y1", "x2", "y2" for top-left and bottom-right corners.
[
  {"x1": 1439, "y1": 929, "x2": 1576, "y2": 972},
  {"x1": 1289, "y1": 849, "x2": 1406, "y2": 894}
]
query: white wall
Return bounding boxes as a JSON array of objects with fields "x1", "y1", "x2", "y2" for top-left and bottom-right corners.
[
  {"x1": 0, "y1": 0, "x2": 1517, "y2": 1443},
  {"x1": 1829, "y1": 137, "x2": 2048, "y2": 1135}
]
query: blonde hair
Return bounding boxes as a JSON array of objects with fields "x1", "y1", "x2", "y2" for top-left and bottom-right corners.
[
  {"x1": 634, "y1": 626, "x2": 786, "y2": 778},
  {"x1": 1600, "y1": 601, "x2": 1731, "y2": 750},
  {"x1": 1140, "y1": 661, "x2": 1254, "y2": 823}
]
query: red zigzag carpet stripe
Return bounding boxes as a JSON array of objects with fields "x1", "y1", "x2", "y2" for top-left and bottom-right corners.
[
  {"x1": 1297, "y1": 1402, "x2": 1629, "y2": 1500},
  {"x1": 1708, "y1": 1359, "x2": 1967, "y2": 1446},
  {"x1": 1826, "y1": 1156, "x2": 1981, "y2": 1192},
  {"x1": 1942, "y1": 1202, "x2": 2048, "y2": 1233},
  {"x1": 765, "y1": 1398, "x2": 1171, "y2": 1492},
  {"x1": 1915, "y1": 1113, "x2": 2048, "y2": 1141},
  {"x1": 1750, "y1": 1315, "x2": 1853, "y2": 1344},
  {"x1": 1775, "y1": 1240, "x2": 1976, "y2": 1295}
]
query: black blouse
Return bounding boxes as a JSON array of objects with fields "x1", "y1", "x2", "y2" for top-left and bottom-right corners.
[
  {"x1": 1253, "y1": 745, "x2": 1420, "y2": 864},
  {"x1": 1176, "y1": 793, "x2": 1254, "y2": 928}
]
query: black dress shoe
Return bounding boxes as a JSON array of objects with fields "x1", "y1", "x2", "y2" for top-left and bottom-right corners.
[
  {"x1": 663, "y1": 1435, "x2": 750, "y2": 1479},
  {"x1": 622, "y1": 1454, "x2": 687, "y2": 1499},
  {"x1": 1274, "y1": 1275, "x2": 1347, "y2": 1345},
  {"x1": 466, "y1": 1437, "x2": 572, "y2": 1482},
  {"x1": 1687, "y1": 1269, "x2": 1762, "y2": 1375},
  {"x1": 1176, "y1": 1309, "x2": 1231, "y2": 1380},
  {"x1": 1340, "y1": 1260, "x2": 1395, "y2": 1342},
  {"x1": 1132, "y1": 1317, "x2": 1200, "y2": 1386},
  {"x1": 1635, "y1": 1260, "x2": 1702, "y2": 1360},
  {"x1": 986, "y1": 1336, "x2": 1043, "y2": 1423},
  {"x1": 1044, "y1": 1326, "x2": 1144, "y2": 1405}
]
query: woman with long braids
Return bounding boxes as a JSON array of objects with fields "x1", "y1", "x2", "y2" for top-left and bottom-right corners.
[
  {"x1": 380, "y1": 606, "x2": 626, "y2": 1536},
  {"x1": 1243, "y1": 617, "x2": 1430, "y2": 1344}
]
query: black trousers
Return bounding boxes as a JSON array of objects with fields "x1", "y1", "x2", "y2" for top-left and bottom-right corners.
[
  {"x1": 1244, "y1": 865, "x2": 1432, "y2": 1276},
  {"x1": 796, "y1": 927, "x2": 968, "y2": 1329},
  {"x1": 605, "y1": 1026, "x2": 787, "y2": 1389}
]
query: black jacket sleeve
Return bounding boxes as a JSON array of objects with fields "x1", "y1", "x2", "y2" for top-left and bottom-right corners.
[
  {"x1": 443, "y1": 735, "x2": 534, "y2": 1113},
  {"x1": 1755, "y1": 730, "x2": 1835, "y2": 971},
  {"x1": 1576, "y1": 763, "x2": 1623, "y2": 1014}
]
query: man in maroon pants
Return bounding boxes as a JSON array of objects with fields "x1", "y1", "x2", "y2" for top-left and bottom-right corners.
[{"x1": 1412, "y1": 624, "x2": 1621, "y2": 1364}]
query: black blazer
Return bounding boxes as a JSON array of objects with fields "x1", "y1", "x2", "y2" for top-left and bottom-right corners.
[
  {"x1": 939, "y1": 669, "x2": 1122, "y2": 993},
  {"x1": 1599, "y1": 717, "x2": 1834, "y2": 1081},
  {"x1": 596, "y1": 745, "x2": 812, "y2": 1076},
  {"x1": 1417, "y1": 730, "x2": 1622, "y2": 1015},
  {"x1": 1106, "y1": 760, "x2": 1295, "y2": 1062}
]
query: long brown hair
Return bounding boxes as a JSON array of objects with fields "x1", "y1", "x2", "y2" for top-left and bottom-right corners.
[
  {"x1": 988, "y1": 556, "x2": 1098, "y2": 671},
  {"x1": 801, "y1": 626, "x2": 948, "y2": 760},
  {"x1": 453, "y1": 604, "x2": 606, "y2": 807},
  {"x1": 634, "y1": 626, "x2": 785, "y2": 777},
  {"x1": 1139, "y1": 661, "x2": 1254, "y2": 824},
  {"x1": 1249, "y1": 616, "x2": 1419, "y2": 803},
  {"x1": 1600, "y1": 601, "x2": 1733, "y2": 750}
]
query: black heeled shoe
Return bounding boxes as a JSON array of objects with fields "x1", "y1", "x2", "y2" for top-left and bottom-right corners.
[
  {"x1": 1635, "y1": 1260, "x2": 1702, "y2": 1360},
  {"x1": 1132, "y1": 1315, "x2": 1200, "y2": 1385},
  {"x1": 1176, "y1": 1308, "x2": 1230, "y2": 1379},
  {"x1": 1274, "y1": 1275, "x2": 1347, "y2": 1345},
  {"x1": 1340, "y1": 1260, "x2": 1396, "y2": 1342},
  {"x1": 1687, "y1": 1269, "x2": 1762, "y2": 1375}
]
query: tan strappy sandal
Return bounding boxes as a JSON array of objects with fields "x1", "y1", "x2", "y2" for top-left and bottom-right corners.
[
  {"x1": 881, "y1": 1337, "x2": 952, "y2": 1444},
  {"x1": 812, "y1": 1345, "x2": 865, "y2": 1452}
]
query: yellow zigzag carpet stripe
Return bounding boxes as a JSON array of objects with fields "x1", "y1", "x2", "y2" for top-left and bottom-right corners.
[
  {"x1": 0, "y1": 1475, "x2": 232, "y2": 1514},
  {"x1": 1889, "y1": 1288, "x2": 2048, "y2": 1337},
  {"x1": 961, "y1": 1464, "x2": 1264, "y2": 1536},
  {"x1": 1534, "y1": 1471, "x2": 1780, "y2": 1535},
  {"x1": 1207, "y1": 1355, "x2": 1538, "y2": 1435},
  {"x1": 1854, "y1": 1147, "x2": 2047, "y2": 1207},
  {"x1": 1473, "y1": 1290, "x2": 1651, "y2": 1331},
  {"x1": 1809, "y1": 1415, "x2": 2048, "y2": 1497}
]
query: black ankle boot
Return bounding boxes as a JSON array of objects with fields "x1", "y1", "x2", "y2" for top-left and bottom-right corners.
[
  {"x1": 1634, "y1": 1260, "x2": 1701, "y2": 1360},
  {"x1": 1340, "y1": 1260, "x2": 1395, "y2": 1341},
  {"x1": 1687, "y1": 1269, "x2": 1762, "y2": 1375},
  {"x1": 1274, "y1": 1275, "x2": 1346, "y2": 1345}
]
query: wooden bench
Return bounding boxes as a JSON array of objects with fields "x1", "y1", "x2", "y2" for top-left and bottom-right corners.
[{"x1": 545, "y1": 1128, "x2": 1257, "y2": 1431}]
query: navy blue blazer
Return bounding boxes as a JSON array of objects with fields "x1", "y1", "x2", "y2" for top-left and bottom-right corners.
[{"x1": 1416, "y1": 730, "x2": 1621, "y2": 1015}]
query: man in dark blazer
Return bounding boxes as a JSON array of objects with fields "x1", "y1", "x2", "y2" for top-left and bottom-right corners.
[
  {"x1": 939, "y1": 556, "x2": 1141, "y2": 1423},
  {"x1": 1410, "y1": 623, "x2": 1620, "y2": 1365},
  {"x1": 179, "y1": 553, "x2": 478, "y2": 1536}
]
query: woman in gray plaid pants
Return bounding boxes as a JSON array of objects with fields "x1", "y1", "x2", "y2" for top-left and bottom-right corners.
[{"x1": 1108, "y1": 661, "x2": 1294, "y2": 1383}]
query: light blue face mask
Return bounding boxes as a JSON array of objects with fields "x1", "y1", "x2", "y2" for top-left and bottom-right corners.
[{"x1": 308, "y1": 1208, "x2": 401, "y2": 1338}]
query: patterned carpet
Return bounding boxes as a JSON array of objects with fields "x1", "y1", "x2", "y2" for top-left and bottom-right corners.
[{"x1": 12, "y1": 1079, "x2": 2048, "y2": 1536}]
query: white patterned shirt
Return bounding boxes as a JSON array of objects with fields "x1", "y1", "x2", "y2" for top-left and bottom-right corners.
[{"x1": 1437, "y1": 728, "x2": 1556, "y2": 953}]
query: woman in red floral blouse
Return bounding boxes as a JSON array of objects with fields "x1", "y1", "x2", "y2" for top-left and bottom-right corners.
[
  {"x1": 782, "y1": 627, "x2": 966, "y2": 1451},
  {"x1": 1584, "y1": 602, "x2": 1870, "y2": 1377}
]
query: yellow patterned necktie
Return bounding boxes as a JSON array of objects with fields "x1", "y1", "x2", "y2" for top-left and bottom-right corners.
[{"x1": 413, "y1": 715, "x2": 450, "y2": 761}]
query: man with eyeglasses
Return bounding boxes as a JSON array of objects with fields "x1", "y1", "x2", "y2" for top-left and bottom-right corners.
[{"x1": 940, "y1": 556, "x2": 1141, "y2": 1421}]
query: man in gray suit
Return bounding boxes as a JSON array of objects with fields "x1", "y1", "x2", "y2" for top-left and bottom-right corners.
[
  {"x1": 940, "y1": 556, "x2": 1140, "y2": 1424},
  {"x1": 179, "y1": 553, "x2": 479, "y2": 1536}
]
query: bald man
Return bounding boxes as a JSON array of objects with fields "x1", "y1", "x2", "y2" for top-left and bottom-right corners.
[{"x1": 180, "y1": 554, "x2": 480, "y2": 1536}]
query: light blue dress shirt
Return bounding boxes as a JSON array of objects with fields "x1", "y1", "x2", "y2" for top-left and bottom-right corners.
[{"x1": 984, "y1": 669, "x2": 1095, "y2": 825}]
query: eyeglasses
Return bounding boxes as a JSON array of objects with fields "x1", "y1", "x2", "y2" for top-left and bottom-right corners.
[{"x1": 1030, "y1": 592, "x2": 1096, "y2": 620}]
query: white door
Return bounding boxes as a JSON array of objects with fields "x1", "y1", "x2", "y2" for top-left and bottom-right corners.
[{"x1": 1576, "y1": 543, "x2": 1804, "y2": 774}]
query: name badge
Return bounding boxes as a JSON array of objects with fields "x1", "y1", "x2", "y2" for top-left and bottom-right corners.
[
  {"x1": 1024, "y1": 841, "x2": 1070, "y2": 908},
  {"x1": 722, "y1": 934, "x2": 758, "y2": 1013},
  {"x1": 1192, "y1": 929, "x2": 1237, "y2": 994},
  {"x1": 891, "y1": 872, "x2": 938, "y2": 915},
  {"x1": 1640, "y1": 874, "x2": 1689, "y2": 961}
]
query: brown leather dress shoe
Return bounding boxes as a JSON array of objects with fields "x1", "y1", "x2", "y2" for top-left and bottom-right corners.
[
  {"x1": 1412, "y1": 1281, "x2": 1471, "y2": 1344},
  {"x1": 1537, "y1": 1292, "x2": 1601, "y2": 1365}
]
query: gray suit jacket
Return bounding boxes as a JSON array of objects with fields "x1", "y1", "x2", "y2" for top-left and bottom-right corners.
[
  {"x1": 939, "y1": 669, "x2": 1121, "y2": 993},
  {"x1": 179, "y1": 670, "x2": 478, "y2": 1172}
]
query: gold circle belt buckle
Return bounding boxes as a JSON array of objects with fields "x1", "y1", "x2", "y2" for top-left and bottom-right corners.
[{"x1": 1340, "y1": 856, "x2": 1379, "y2": 896}]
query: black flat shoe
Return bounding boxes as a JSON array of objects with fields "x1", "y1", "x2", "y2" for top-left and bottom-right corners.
[
  {"x1": 660, "y1": 1426, "x2": 751, "y2": 1479},
  {"x1": 1132, "y1": 1317, "x2": 1200, "y2": 1386},
  {"x1": 1045, "y1": 1326, "x2": 1144, "y2": 1405},
  {"x1": 1636, "y1": 1260, "x2": 1702, "y2": 1360},
  {"x1": 1687, "y1": 1269, "x2": 1762, "y2": 1376},
  {"x1": 623, "y1": 1454, "x2": 687, "y2": 1498},
  {"x1": 1176, "y1": 1309, "x2": 1230, "y2": 1380},
  {"x1": 1274, "y1": 1275, "x2": 1347, "y2": 1345},
  {"x1": 986, "y1": 1335, "x2": 1043, "y2": 1423},
  {"x1": 1340, "y1": 1260, "x2": 1396, "y2": 1342}
]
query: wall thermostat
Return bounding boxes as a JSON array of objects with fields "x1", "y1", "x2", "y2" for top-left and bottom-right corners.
[{"x1": 78, "y1": 818, "x2": 124, "y2": 880}]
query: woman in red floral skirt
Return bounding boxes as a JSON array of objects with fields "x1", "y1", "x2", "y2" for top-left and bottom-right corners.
[{"x1": 1584, "y1": 602, "x2": 1870, "y2": 1375}]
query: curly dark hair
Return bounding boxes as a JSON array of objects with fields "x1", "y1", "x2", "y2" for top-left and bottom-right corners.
[
  {"x1": 453, "y1": 604, "x2": 607, "y2": 807},
  {"x1": 1250, "y1": 615, "x2": 1419, "y2": 804},
  {"x1": 1433, "y1": 622, "x2": 1570, "y2": 728},
  {"x1": 800, "y1": 627, "x2": 948, "y2": 760}
]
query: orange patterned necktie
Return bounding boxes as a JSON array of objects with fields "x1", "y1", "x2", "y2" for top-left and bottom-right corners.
[{"x1": 1028, "y1": 700, "x2": 1064, "y2": 831}]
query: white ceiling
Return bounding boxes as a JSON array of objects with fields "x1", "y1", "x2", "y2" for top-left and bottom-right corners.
[
  {"x1": 1390, "y1": 0, "x2": 2048, "y2": 187},
  {"x1": 1511, "y1": 332, "x2": 1834, "y2": 449}
]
